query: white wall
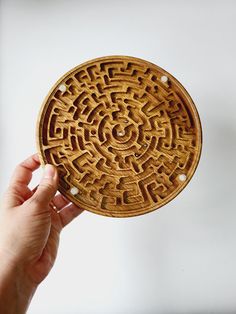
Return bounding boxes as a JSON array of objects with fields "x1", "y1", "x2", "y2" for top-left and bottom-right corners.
[{"x1": 1, "y1": 0, "x2": 236, "y2": 313}]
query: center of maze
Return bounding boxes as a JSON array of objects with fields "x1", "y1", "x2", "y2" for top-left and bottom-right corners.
[{"x1": 37, "y1": 56, "x2": 202, "y2": 217}]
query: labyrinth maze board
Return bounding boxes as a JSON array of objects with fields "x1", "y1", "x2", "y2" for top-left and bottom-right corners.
[{"x1": 37, "y1": 56, "x2": 202, "y2": 217}]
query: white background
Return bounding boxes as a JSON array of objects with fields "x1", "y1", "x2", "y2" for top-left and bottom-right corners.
[{"x1": 1, "y1": 0, "x2": 236, "y2": 313}]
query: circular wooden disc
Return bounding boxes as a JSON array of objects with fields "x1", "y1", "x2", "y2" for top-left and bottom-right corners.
[{"x1": 37, "y1": 56, "x2": 202, "y2": 217}]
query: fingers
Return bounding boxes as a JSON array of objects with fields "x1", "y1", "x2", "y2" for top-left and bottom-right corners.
[
  {"x1": 30, "y1": 164, "x2": 58, "y2": 209},
  {"x1": 3, "y1": 154, "x2": 41, "y2": 207},
  {"x1": 59, "y1": 203, "x2": 84, "y2": 228},
  {"x1": 52, "y1": 193, "x2": 70, "y2": 211},
  {"x1": 51, "y1": 194, "x2": 83, "y2": 230},
  {"x1": 10, "y1": 154, "x2": 40, "y2": 188}
]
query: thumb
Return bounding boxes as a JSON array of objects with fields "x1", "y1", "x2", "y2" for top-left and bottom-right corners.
[{"x1": 31, "y1": 164, "x2": 58, "y2": 208}]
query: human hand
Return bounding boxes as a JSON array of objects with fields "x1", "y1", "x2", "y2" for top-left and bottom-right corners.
[{"x1": 0, "y1": 154, "x2": 83, "y2": 314}]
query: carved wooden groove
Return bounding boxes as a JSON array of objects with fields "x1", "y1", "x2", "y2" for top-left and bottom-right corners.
[{"x1": 37, "y1": 56, "x2": 202, "y2": 217}]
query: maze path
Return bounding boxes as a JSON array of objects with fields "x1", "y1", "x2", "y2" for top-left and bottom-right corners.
[{"x1": 37, "y1": 56, "x2": 202, "y2": 217}]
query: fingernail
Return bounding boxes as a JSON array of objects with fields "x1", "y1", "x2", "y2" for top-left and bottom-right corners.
[{"x1": 43, "y1": 164, "x2": 56, "y2": 179}]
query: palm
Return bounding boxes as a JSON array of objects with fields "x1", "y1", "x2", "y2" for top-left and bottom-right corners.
[{"x1": 2, "y1": 154, "x2": 83, "y2": 285}]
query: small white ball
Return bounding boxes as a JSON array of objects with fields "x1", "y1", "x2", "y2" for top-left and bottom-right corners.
[
  {"x1": 70, "y1": 186, "x2": 79, "y2": 195},
  {"x1": 58, "y1": 84, "x2": 67, "y2": 92},
  {"x1": 178, "y1": 174, "x2": 187, "y2": 182},
  {"x1": 117, "y1": 131, "x2": 125, "y2": 136},
  {"x1": 161, "y1": 75, "x2": 168, "y2": 83}
]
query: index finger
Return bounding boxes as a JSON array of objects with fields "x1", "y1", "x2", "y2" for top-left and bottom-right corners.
[{"x1": 10, "y1": 154, "x2": 41, "y2": 187}]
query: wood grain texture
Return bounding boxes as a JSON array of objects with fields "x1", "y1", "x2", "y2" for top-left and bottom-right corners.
[{"x1": 36, "y1": 56, "x2": 202, "y2": 217}]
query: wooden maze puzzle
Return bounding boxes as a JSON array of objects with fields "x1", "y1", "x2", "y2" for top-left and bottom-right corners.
[{"x1": 37, "y1": 56, "x2": 202, "y2": 217}]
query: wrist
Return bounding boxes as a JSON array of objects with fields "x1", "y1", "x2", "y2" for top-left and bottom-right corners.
[{"x1": 0, "y1": 251, "x2": 37, "y2": 314}]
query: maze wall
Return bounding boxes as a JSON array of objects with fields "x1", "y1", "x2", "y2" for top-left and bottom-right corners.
[{"x1": 37, "y1": 56, "x2": 202, "y2": 217}]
